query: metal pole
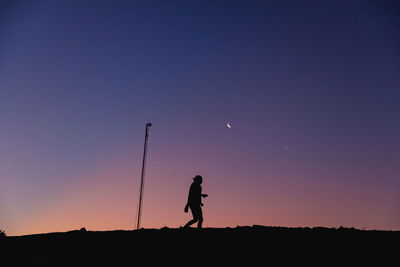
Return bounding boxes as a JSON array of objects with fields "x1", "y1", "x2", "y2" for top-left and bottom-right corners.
[{"x1": 136, "y1": 123, "x2": 151, "y2": 229}]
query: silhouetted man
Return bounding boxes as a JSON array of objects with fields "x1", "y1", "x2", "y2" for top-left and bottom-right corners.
[{"x1": 184, "y1": 175, "x2": 208, "y2": 228}]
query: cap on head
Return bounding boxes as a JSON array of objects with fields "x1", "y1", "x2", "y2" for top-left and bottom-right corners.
[{"x1": 193, "y1": 175, "x2": 203, "y2": 183}]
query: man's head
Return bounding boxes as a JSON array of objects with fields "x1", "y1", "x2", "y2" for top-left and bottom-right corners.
[{"x1": 193, "y1": 175, "x2": 203, "y2": 184}]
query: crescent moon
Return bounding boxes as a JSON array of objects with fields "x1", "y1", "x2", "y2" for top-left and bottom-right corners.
[{"x1": 227, "y1": 123, "x2": 232, "y2": 128}]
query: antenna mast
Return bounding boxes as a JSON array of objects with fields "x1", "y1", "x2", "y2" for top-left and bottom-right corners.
[{"x1": 136, "y1": 122, "x2": 152, "y2": 229}]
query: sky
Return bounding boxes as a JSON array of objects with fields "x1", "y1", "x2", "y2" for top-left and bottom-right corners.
[{"x1": 1, "y1": 1, "x2": 399, "y2": 236}]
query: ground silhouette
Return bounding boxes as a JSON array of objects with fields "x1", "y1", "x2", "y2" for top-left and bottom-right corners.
[{"x1": 2, "y1": 226, "x2": 399, "y2": 266}]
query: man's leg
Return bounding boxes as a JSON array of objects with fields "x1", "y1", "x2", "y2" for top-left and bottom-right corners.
[
  {"x1": 184, "y1": 219, "x2": 198, "y2": 228},
  {"x1": 184, "y1": 206, "x2": 199, "y2": 228},
  {"x1": 197, "y1": 207, "x2": 203, "y2": 228}
]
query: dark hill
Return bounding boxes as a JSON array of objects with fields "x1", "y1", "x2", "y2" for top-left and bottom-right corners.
[{"x1": 2, "y1": 226, "x2": 399, "y2": 266}]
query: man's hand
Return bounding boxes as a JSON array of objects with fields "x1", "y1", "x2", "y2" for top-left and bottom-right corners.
[{"x1": 184, "y1": 204, "x2": 189, "y2": 213}]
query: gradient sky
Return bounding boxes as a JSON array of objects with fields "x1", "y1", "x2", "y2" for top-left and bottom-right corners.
[{"x1": 1, "y1": 1, "x2": 400, "y2": 236}]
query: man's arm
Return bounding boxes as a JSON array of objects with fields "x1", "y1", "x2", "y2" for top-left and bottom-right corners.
[
  {"x1": 184, "y1": 186, "x2": 192, "y2": 213},
  {"x1": 184, "y1": 193, "x2": 190, "y2": 212},
  {"x1": 200, "y1": 193, "x2": 208, "y2": 206}
]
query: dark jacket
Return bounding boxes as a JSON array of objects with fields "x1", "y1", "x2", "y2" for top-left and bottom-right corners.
[{"x1": 187, "y1": 182, "x2": 202, "y2": 207}]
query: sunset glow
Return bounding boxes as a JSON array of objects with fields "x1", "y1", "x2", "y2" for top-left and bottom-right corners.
[{"x1": 1, "y1": 1, "x2": 399, "y2": 236}]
